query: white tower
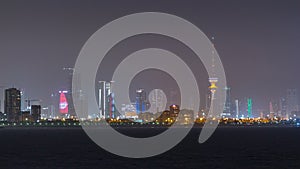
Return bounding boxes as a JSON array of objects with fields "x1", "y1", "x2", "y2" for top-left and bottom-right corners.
[
  {"x1": 235, "y1": 99, "x2": 239, "y2": 118},
  {"x1": 98, "y1": 81, "x2": 114, "y2": 119},
  {"x1": 208, "y1": 37, "x2": 218, "y2": 118}
]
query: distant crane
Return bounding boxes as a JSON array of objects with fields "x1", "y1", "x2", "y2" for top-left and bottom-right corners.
[
  {"x1": 63, "y1": 67, "x2": 75, "y2": 92},
  {"x1": 63, "y1": 67, "x2": 74, "y2": 70},
  {"x1": 63, "y1": 67, "x2": 75, "y2": 75}
]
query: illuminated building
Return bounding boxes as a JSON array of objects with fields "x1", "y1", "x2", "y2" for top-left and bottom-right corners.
[
  {"x1": 156, "y1": 110, "x2": 171, "y2": 123},
  {"x1": 5, "y1": 88, "x2": 21, "y2": 122},
  {"x1": 107, "y1": 92, "x2": 115, "y2": 118},
  {"x1": 279, "y1": 97, "x2": 287, "y2": 119},
  {"x1": 222, "y1": 87, "x2": 231, "y2": 117},
  {"x1": 59, "y1": 91, "x2": 69, "y2": 115},
  {"x1": 154, "y1": 105, "x2": 181, "y2": 124},
  {"x1": 62, "y1": 67, "x2": 76, "y2": 116},
  {"x1": 136, "y1": 89, "x2": 147, "y2": 114},
  {"x1": 41, "y1": 107, "x2": 49, "y2": 119},
  {"x1": 269, "y1": 102, "x2": 275, "y2": 119},
  {"x1": 122, "y1": 103, "x2": 137, "y2": 119},
  {"x1": 20, "y1": 90, "x2": 26, "y2": 111},
  {"x1": 286, "y1": 89, "x2": 299, "y2": 118},
  {"x1": 178, "y1": 109, "x2": 194, "y2": 125},
  {"x1": 24, "y1": 98, "x2": 40, "y2": 114},
  {"x1": 247, "y1": 98, "x2": 253, "y2": 118},
  {"x1": 98, "y1": 81, "x2": 115, "y2": 118},
  {"x1": 235, "y1": 99, "x2": 239, "y2": 118},
  {"x1": 170, "y1": 105, "x2": 193, "y2": 124},
  {"x1": 49, "y1": 90, "x2": 72, "y2": 119}
]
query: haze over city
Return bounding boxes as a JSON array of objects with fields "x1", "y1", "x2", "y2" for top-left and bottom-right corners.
[
  {"x1": 0, "y1": 0, "x2": 299, "y2": 115},
  {"x1": 2, "y1": 1, "x2": 300, "y2": 169}
]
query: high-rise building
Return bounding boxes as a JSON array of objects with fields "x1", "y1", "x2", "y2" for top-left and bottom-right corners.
[
  {"x1": 279, "y1": 97, "x2": 287, "y2": 118},
  {"x1": 286, "y1": 89, "x2": 299, "y2": 118},
  {"x1": 31, "y1": 105, "x2": 41, "y2": 122},
  {"x1": 20, "y1": 90, "x2": 26, "y2": 111},
  {"x1": 269, "y1": 102, "x2": 275, "y2": 119},
  {"x1": 247, "y1": 98, "x2": 253, "y2": 118},
  {"x1": 98, "y1": 81, "x2": 115, "y2": 118},
  {"x1": 107, "y1": 92, "x2": 115, "y2": 118},
  {"x1": 235, "y1": 99, "x2": 239, "y2": 118},
  {"x1": 222, "y1": 87, "x2": 231, "y2": 118},
  {"x1": 136, "y1": 89, "x2": 148, "y2": 114},
  {"x1": 5, "y1": 88, "x2": 21, "y2": 122},
  {"x1": 0, "y1": 86, "x2": 6, "y2": 113},
  {"x1": 61, "y1": 68, "x2": 76, "y2": 117},
  {"x1": 237, "y1": 98, "x2": 251, "y2": 118},
  {"x1": 59, "y1": 91, "x2": 69, "y2": 115}
]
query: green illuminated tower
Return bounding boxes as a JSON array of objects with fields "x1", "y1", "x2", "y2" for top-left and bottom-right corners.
[{"x1": 247, "y1": 98, "x2": 253, "y2": 118}]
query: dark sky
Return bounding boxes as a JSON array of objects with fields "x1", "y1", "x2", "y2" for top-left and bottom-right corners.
[{"x1": 0, "y1": 0, "x2": 300, "y2": 113}]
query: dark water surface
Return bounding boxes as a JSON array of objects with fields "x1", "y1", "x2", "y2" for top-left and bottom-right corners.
[{"x1": 1, "y1": 127, "x2": 300, "y2": 169}]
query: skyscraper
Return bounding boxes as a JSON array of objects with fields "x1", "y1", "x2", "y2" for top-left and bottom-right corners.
[
  {"x1": 31, "y1": 105, "x2": 41, "y2": 122},
  {"x1": 0, "y1": 86, "x2": 6, "y2": 113},
  {"x1": 107, "y1": 92, "x2": 115, "y2": 118},
  {"x1": 286, "y1": 89, "x2": 299, "y2": 118},
  {"x1": 98, "y1": 81, "x2": 115, "y2": 118},
  {"x1": 235, "y1": 99, "x2": 239, "y2": 118},
  {"x1": 60, "y1": 68, "x2": 76, "y2": 117},
  {"x1": 222, "y1": 87, "x2": 231, "y2": 117},
  {"x1": 247, "y1": 98, "x2": 253, "y2": 118},
  {"x1": 5, "y1": 88, "x2": 21, "y2": 122},
  {"x1": 59, "y1": 91, "x2": 69, "y2": 115},
  {"x1": 136, "y1": 89, "x2": 147, "y2": 114},
  {"x1": 279, "y1": 97, "x2": 287, "y2": 118},
  {"x1": 269, "y1": 101, "x2": 275, "y2": 119}
]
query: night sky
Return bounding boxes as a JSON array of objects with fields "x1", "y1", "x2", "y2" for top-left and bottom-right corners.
[{"x1": 0, "y1": 0, "x2": 300, "y2": 113}]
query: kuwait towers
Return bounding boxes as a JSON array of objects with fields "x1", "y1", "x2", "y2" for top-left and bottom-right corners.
[{"x1": 208, "y1": 37, "x2": 218, "y2": 118}]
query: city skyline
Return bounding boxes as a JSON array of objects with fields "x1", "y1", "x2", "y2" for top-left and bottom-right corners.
[
  {"x1": 1, "y1": 0, "x2": 300, "y2": 112},
  {"x1": 1, "y1": 85, "x2": 300, "y2": 120},
  {"x1": 2, "y1": 1, "x2": 300, "y2": 168}
]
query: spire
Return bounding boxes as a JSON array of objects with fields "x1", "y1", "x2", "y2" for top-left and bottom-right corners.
[{"x1": 211, "y1": 36, "x2": 216, "y2": 78}]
